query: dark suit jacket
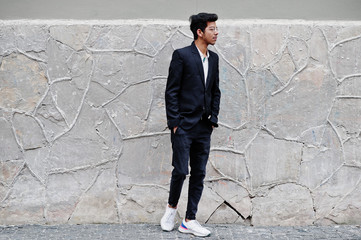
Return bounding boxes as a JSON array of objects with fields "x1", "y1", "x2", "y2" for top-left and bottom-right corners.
[{"x1": 165, "y1": 41, "x2": 221, "y2": 130}]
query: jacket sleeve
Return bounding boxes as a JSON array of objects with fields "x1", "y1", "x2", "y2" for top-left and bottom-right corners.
[
  {"x1": 210, "y1": 55, "x2": 221, "y2": 127},
  {"x1": 165, "y1": 50, "x2": 183, "y2": 129}
]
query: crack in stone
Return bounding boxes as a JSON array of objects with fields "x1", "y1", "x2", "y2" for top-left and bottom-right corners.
[
  {"x1": 329, "y1": 34, "x2": 361, "y2": 52},
  {"x1": 207, "y1": 159, "x2": 250, "y2": 195},
  {"x1": 317, "y1": 172, "x2": 361, "y2": 222},
  {"x1": 52, "y1": 57, "x2": 94, "y2": 142},
  {"x1": 122, "y1": 131, "x2": 169, "y2": 141},
  {"x1": 48, "y1": 158, "x2": 117, "y2": 175},
  {"x1": 0, "y1": 161, "x2": 26, "y2": 203}
]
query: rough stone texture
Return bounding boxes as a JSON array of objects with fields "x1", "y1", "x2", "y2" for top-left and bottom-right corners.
[
  {"x1": 0, "y1": 53, "x2": 48, "y2": 112},
  {"x1": 252, "y1": 183, "x2": 315, "y2": 226},
  {"x1": 0, "y1": 20, "x2": 361, "y2": 226}
]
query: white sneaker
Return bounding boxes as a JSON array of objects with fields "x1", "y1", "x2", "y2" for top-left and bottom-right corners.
[
  {"x1": 160, "y1": 205, "x2": 177, "y2": 231},
  {"x1": 178, "y1": 219, "x2": 211, "y2": 237}
]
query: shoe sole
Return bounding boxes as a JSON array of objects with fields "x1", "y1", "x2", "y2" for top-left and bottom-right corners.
[
  {"x1": 161, "y1": 223, "x2": 174, "y2": 232},
  {"x1": 178, "y1": 226, "x2": 210, "y2": 237}
]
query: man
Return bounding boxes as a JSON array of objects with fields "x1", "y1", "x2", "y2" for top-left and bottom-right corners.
[{"x1": 161, "y1": 13, "x2": 220, "y2": 237}]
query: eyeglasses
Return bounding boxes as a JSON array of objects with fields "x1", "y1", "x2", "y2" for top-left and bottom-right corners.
[{"x1": 206, "y1": 27, "x2": 218, "y2": 32}]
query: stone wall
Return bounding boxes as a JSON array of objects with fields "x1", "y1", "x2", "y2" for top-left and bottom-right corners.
[{"x1": 0, "y1": 19, "x2": 360, "y2": 226}]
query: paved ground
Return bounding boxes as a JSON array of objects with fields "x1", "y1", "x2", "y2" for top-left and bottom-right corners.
[{"x1": 0, "y1": 224, "x2": 360, "y2": 240}]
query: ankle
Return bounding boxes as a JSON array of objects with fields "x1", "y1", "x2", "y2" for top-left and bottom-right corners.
[{"x1": 168, "y1": 204, "x2": 177, "y2": 209}]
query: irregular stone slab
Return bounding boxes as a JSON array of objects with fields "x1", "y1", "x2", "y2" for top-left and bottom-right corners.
[
  {"x1": 48, "y1": 104, "x2": 121, "y2": 170},
  {"x1": 343, "y1": 137, "x2": 361, "y2": 166},
  {"x1": 271, "y1": 50, "x2": 296, "y2": 84},
  {"x1": 0, "y1": 53, "x2": 48, "y2": 112},
  {"x1": 218, "y1": 57, "x2": 248, "y2": 128},
  {"x1": 299, "y1": 126, "x2": 343, "y2": 189},
  {"x1": 153, "y1": 42, "x2": 173, "y2": 77},
  {"x1": 69, "y1": 165, "x2": 117, "y2": 224},
  {"x1": 246, "y1": 132, "x2": 302, "y2": 189},
  {"x1": 207, "y1": 203, "x2": 242, "y2": 224},
  {"x1": 330, "y1": 36, "x2": 361, "y2": 80},
  {"x1": 14, "y1": 25, "x2": 48, "y2": 53},
  {"x1": 252, "y1": 183, "x2": 315, "y2": 226},
  {"x1": 308, "y1": 28, "x2": 328, "y2": 65},
  {"x1": 0, "y1": 26, "x2": 16, "y2": 55},
  {"x1": 0, "y1": 167, "x2": 45, "y2": 225},
  {"x1": 46, "y1": 38, "x2": 73, "y2": 80},
  {"x1": 0, "y1": 118, "x2": 22, "y2": 161},
  {"x1": 46, "y1": 168, "x2": 98, "y2": 224},
  {"x1": 86, "y1": 25, "x2": 141, "y2": 51},
  {"x1": 208, "y1": 150, "x2": 249, "y2": 184},
  {"x1": 169, "y1": 29, "x2": 192, "y2": 50},
  {"x1": 210, "y1": 126, "x2": 234, "y2": 148},
  {"x1": 49, "y1": 51, "x2": 92, "y2": 126},
  {"x1": 0, "y1": 161, "x2": 23, "y2": 186},
  {"x1": 49, "y1": 136, "x2": 91, "y2": 170},
  {"x1": 289, "y1": 25, "x2": 312, "y2": 41},
  {"x1": 321, "y1": 25, "x2": 361, "y2": 48},
  {"x1": 313, "y1": 166, "x2": 361, "y2": 223},
  {"x1": 337, "y1": 76, "x2": 361, "y2": 96},
  {"x1": 13, "y1": 113, "x2": 47, "y2": 150},
  {"x1": 91, "y1": 52, "x2": 153, "y2": 94},
  {"x1": 105, "y1": 81, "x2": 152, "y2": 137},
  {"x1": 91, "y1": 52, "x2": 127, "y2": 96},
  {"x1": 24, "y1": 147, "x2": 50, "y2": 183},
  {"x1": 135, "y1": 25, "x2": 177, "y2": 56},
  {"x1": 120, "y1": 53, "x2": 153, "y2": 85},
  {"x1": 117, "y1": 135, "x2": 171, "y2": 186},
  {"x1": 50, "y1": 25, "x2": 90, "y2": 51},
  {"x1": 326, "y1": 178, "x2": 361, "y2": 225},
  {"x1": 50, "y1": 80, "x2": 86, "y2": 126},
  {"x1": 67, "y1": 51, "x2": 93, "y2": 89},
  {"x1": 329, "y1": 98, "x2": 361, "y2": 139},
  {"x1": 287, "y1": 37, "x2": 309, "y2": 70},
  {"x1": 211, "y1": 124, "x2": 259, "y2": 152},
  {"x1": 208, "y1": 180, "x2": 251, "y2": 219},
  {"x1": 117, "y1": 185, "x2": 169, "y2": 223},
  {"x1": 86, "y1": 82, "x2": 116, "y2": 109},
  {"x1": 265, "y1": 62, "x2": 337, "y2": 139},
  {"x1": 35, "y1": 93, "x2": 68, "y2": 142},
  {"x1": 247, "y1": 69, "x2": 283, "y2": 127},
  {"x1": 145, "y1": 78, "x2": 168, "y2": 133},
  {"x1": 250, "y1": 24, "x2": 288, "y2": 68},
  {"x1": 0, "y1": 160, "x2": 24, "y2": 200},
  {"x1": 216, "y1": 25, "x2": 251, "y2": 74},
  {"x1": 299, "y1": 125, "x2": 326, "y2": 147}
]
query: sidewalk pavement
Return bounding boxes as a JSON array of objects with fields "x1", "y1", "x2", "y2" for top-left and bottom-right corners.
[{"x1": 0, "y1": 224, "x2": 360, "y2": 240}]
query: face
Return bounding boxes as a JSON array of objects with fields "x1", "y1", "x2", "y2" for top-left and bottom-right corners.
[{"x1": 200, "y1": 21, "x2": 218, "y2": 45}]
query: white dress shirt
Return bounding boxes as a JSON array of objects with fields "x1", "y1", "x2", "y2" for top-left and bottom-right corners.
[{"x1": 196, "y1": 46, "x2": 209, "y2": 85}]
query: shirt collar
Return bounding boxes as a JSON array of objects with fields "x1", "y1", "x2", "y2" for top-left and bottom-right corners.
[{"x1": 196, "y1": 46, "x2": 209, "y2": 62}]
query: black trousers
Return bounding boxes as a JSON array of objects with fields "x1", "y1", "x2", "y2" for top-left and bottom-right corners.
[{"x1": 168, "y1": 119, "x2": 212, "y2": 220}]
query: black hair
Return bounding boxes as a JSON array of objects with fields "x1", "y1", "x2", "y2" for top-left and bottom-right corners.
[{"x1": 189, "y1": 13, "x2": 218, "y2": 40}]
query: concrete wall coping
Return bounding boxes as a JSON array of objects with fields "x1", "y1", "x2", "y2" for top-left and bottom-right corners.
[{"x1": 1, "y1": 19, "x2": 361, "y2": 26}]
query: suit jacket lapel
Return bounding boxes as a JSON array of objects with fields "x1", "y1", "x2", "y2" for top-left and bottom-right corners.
[
  {"x1": 206, "y1": 54, "x2": 213, "y2": 90},
  {"x1": 191, "y1": 42, "x2": 206, "y2": 88}
]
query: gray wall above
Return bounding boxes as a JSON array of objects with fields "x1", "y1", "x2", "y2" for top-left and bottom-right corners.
[{"x1": 1, "y1": 0, "x2": 361, "y2": 21}]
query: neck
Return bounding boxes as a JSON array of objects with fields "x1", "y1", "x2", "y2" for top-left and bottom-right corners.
[{"x1": 194, "y1": 39, "x2": 208, "y2": 56}]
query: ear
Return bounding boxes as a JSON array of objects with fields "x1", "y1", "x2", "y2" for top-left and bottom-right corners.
[{"x1": 197, "y1": 29, "x2": 203, "y2": 38}]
